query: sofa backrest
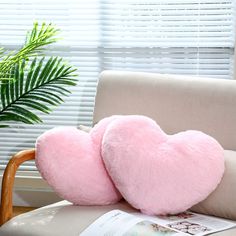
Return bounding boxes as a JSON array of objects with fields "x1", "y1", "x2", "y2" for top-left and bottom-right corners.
[{"x1": 93, "y1": 70, "x2": 236, "y2": 150}]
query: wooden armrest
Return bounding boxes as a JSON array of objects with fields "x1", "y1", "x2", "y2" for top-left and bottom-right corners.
[{"x1": 0, "y1": 149, "x2": 35, "y2": 226}]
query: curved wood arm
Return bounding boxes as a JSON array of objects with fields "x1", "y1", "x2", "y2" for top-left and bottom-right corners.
[{"x1": 0, "y1": 149, "x2": 35, "y2": 226}]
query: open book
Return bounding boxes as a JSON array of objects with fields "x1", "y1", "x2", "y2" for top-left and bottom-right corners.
[{"x1": 81, "y1": 210, "x2": 236, "y2": 236}]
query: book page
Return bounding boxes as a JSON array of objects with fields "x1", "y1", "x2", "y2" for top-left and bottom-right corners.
[{"x1": 80, "y1": 210, "x2": 236, "y2": 236}]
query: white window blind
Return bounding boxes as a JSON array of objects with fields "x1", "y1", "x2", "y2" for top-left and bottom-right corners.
[{"x1": 0, "y1": 0, "x2": 235, "y2": 171}]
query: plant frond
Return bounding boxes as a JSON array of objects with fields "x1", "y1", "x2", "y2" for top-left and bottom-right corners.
[
  {"x1": 37, "y1": 85, "x2": 71, "y2": 96},
  {"x1": 0, "y1": 112, "x2": 34, "y2": 124},
  {"x1": 0, "y1": 22, "x2": 60, "y2": 82},
  {"x1": 25, "y1": 58, "x2": 37, "y2": 93},
  {"x1": 15, "y1": 99, "x2": 51, "y2": 114},
  {"x1": 8, "y1": 105, "x2": 42, "y2": 123},
  {"x1": 0, "y1": 57, "x2": 77, "y2": 125},
  {"x1": 0, "y1": 124, "x2": 9, "y2": 128},
  {"x1": 0, "y1": 47, "x2": 5, "y2": 58},
  {"x1": 25, "y1": 22, "x2": 60, "y2": 49}
]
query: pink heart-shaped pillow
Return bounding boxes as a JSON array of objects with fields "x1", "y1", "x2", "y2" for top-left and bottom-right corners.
[
  {"x1": 36, "y1": 116, "x2": 122, "y2": 205},
  {"x1": 102, "y1": 115, "x2": 225, "y2": 215}
]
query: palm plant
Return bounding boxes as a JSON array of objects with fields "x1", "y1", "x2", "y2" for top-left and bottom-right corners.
[{"x1": 0, "y1": 22, "x2": 77, "y2": 128}]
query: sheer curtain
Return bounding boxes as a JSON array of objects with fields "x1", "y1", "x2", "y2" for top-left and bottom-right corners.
[{"x1": 0, "y1": 0, "x2": 235, "y2": 172}]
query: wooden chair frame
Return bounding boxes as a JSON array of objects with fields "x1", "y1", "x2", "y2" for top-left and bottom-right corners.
[{"x1": 0, "y1": 149, "x2": 35, "y2": 226}]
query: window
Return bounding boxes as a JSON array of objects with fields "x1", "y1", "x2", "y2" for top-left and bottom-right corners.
[{"x1": 0, "y1": 0, "x2": 235, "y2": 172}]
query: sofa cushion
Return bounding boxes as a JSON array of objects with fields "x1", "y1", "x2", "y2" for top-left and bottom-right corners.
[
  {"x1": 78, "y1": 125, "x2": 92, "y2": 133},
  {"x1": 0, "y1": 200, "x2": 235, "y2": 236},
  {"x1": 191, "y1": 150, "x2": 236, "y2": 220},
  {"x1": 0, "y1": 201, "x2": 135, "y2": 236},
  {"x1": 94, "y1": 71, "x2": 236, "y2": 150}
]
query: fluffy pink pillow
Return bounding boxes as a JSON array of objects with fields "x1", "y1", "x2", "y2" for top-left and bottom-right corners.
[
  {"x1": 102, "y1": 115, "x2": 225, "y2": 215},
  {"x1": 36, "y1": 116, "x2": 121, "y2": 205}
]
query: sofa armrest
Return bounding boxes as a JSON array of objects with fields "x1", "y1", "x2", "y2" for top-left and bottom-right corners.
[{"x1": 0, "y1": 149, "x2": 35, "y2": 226}]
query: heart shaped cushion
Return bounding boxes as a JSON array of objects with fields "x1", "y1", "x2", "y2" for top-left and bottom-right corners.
[
  {"x1": 36, "y1": 116, "x2": 122, "y2": 205},
  {"x1": 102, "y1": 115, "x2": 225, "y2": 215}
]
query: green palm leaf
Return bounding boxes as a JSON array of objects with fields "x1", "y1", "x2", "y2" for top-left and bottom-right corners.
[
  {"x1": 0, "y1": 57, "x2": 77, "y2": 126},
  {"x1": 0, "y1": 22, "x2": 78, "y2": 127},
  {"x1": 0, "y1": 22, "x2": 59, "y2": 82},
  {"x1": 0, "y1": 48, "x2": 5, "y2": 59}
]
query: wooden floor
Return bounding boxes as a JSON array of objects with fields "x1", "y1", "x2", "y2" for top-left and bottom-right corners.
[{"x1": 13, "y1": 206, "x2": 36, "y2": 217}]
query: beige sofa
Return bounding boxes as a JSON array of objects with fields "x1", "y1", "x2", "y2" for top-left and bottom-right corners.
[{"x1": 0, "y1": 70, "x2": 236, "y2": 235}]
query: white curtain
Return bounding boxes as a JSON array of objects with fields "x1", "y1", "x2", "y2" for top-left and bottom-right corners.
[{"x1": 0, "y1": 0, "x2": 235, "y2": 172}]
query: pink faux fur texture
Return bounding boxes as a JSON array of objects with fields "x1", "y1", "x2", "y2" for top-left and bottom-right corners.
[
  {"x1": 35, "y1": 116, "x2": 122, "y2": 205},
  {"x1": 102, "y1": 115, "x2": 225, "y2": 215}
]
